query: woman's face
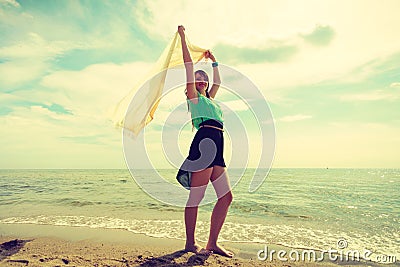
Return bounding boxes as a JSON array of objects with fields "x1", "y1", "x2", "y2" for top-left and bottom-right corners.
[{"x1": 195, "y1": 73, "x2": 208, "y2": 92}]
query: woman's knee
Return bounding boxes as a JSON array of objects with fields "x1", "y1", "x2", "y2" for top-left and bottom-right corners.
[{"x1": 219, "y1": 190, "x2": 233, "y2": 205}]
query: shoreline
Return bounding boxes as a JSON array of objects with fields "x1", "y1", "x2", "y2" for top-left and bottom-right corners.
[{"x1": 1, "y1": 223, "x2": 393, "y2": 267}]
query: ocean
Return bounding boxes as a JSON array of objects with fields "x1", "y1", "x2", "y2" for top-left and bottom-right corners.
[{"x1": 0, "y1": 168, "x2": 398, "y2": 264}]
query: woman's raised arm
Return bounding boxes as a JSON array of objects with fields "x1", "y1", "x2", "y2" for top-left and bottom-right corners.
[
  {"x1": 178, "y1": 26, "x2": 197, "y2": 101},
  {"x1": 205, "y1": 50, "x2": 221, "y2": 99}
]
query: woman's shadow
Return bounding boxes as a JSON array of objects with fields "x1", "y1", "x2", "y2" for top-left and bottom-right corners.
[
  {"x1": 138, "y1": 249, "x2": 211, "y2": 266},
  {"x1": 0, "y1": 239, "x2": 32, "y2": 263}
]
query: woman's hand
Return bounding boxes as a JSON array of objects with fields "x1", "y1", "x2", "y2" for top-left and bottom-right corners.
[
  {"x1": 205, "y1": 50, "x2": 216, "y2": 62},
  {"x1": 178, "y1": 25, "x2": 185, "y2": 37}
]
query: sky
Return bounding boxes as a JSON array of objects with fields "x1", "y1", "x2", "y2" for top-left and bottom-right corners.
[{"x1": 1, "y1": 0, "x2": 399, "y2": 169}]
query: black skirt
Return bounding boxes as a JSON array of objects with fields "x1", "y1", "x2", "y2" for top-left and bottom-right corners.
[{"x1": 176, "y1": 119, "x2": 226, "y2": 190}]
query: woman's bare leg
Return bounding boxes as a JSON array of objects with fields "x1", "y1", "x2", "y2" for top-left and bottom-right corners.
[
  {"x1": 185, "y1": 167, "x2": 213, "y2": 253},
  {"x1": 206, "y1": 166, "x2": 234, "y2": 257}
]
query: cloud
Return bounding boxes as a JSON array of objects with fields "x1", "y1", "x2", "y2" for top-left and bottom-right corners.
[
  {"x1": 277, "y1": 114, "x2": 312, "y2": 122},
  {"x1": 0, "y1": 0, "x2": 20, "y2": 8},
  {"x1": 231, "y1": 49, "x2": 400, "y2": 109},
  {"x1": 0, "y1": 32, "x2": 86, "y2": 89},
  {"x1": 210, "y1": 24, "x2": 335, "y2": 65},
  {"x1": 60, "y1": 134, "x2": 109, "y2": 145},
  {"x1": 390, "y1": 82, "x2": 400, "y2": 88},
  {"x1": 133, "y1": 0, "x2": 400, "y2": 94},
  {"x1": 0, "y1": 61, "x2": 152, "y2": 163},
  {"x1": 301, "y1": 24, "x2": 335, "y2": 46},
  {"x1": 0, "y1": 60, "x2": 48, "y2": 90},
  {"x1": 0, "y1": 102, "x2": 124, "y2": 168},
  {"x1": 222, "y1": 99, "x2": 250, "y2": 112},
  {"x1": 274, "y1": 121, "x2": 400, "y2": 168},
  {"x1": 339, "y1": 90, "x2": 398, "y2": 102},
  {"x1": 133, "y1": 0, "x2": 332, "y2": 47},
  {"x1": 214, "y1": 43, "x2": 298, "y2": 64},
  {"x1": 0, "y1": 32, "x2": 76, "y2": 59},
  {"x1": 1, "y1": 60, "x2": 154, "y2": 129}
]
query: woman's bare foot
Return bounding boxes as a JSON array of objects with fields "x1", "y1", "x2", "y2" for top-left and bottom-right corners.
[
  {"x1": 185, "y1": 243, "x2": 212, "y2": 255},
  {"x1": 206, "y1": 244, "x2": 234, "y2": 258}
]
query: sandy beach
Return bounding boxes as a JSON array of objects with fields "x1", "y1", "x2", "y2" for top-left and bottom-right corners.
[
  {"x1": 1, "y1": 223, "x2": 392, "y2": 267},
  {"x1": 0, "y1": 236, "x2": 348, "y2": 267},
  {"x1": 0, "y1": 224, "x2": 353, "y2": 267}
]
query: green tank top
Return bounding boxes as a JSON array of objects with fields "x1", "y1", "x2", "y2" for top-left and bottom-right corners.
[{"x1": 187, "y1": 92, "x2": 224, "y2": 129}]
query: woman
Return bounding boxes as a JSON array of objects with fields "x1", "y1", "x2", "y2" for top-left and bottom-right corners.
[{"x1": 176, "y1": 25, "x2": 234, "y2": 258}]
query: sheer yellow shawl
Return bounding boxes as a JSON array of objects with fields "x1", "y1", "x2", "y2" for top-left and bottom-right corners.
[{"x1": 111, "y1": 32, "x2": 207, "y2": 137}]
